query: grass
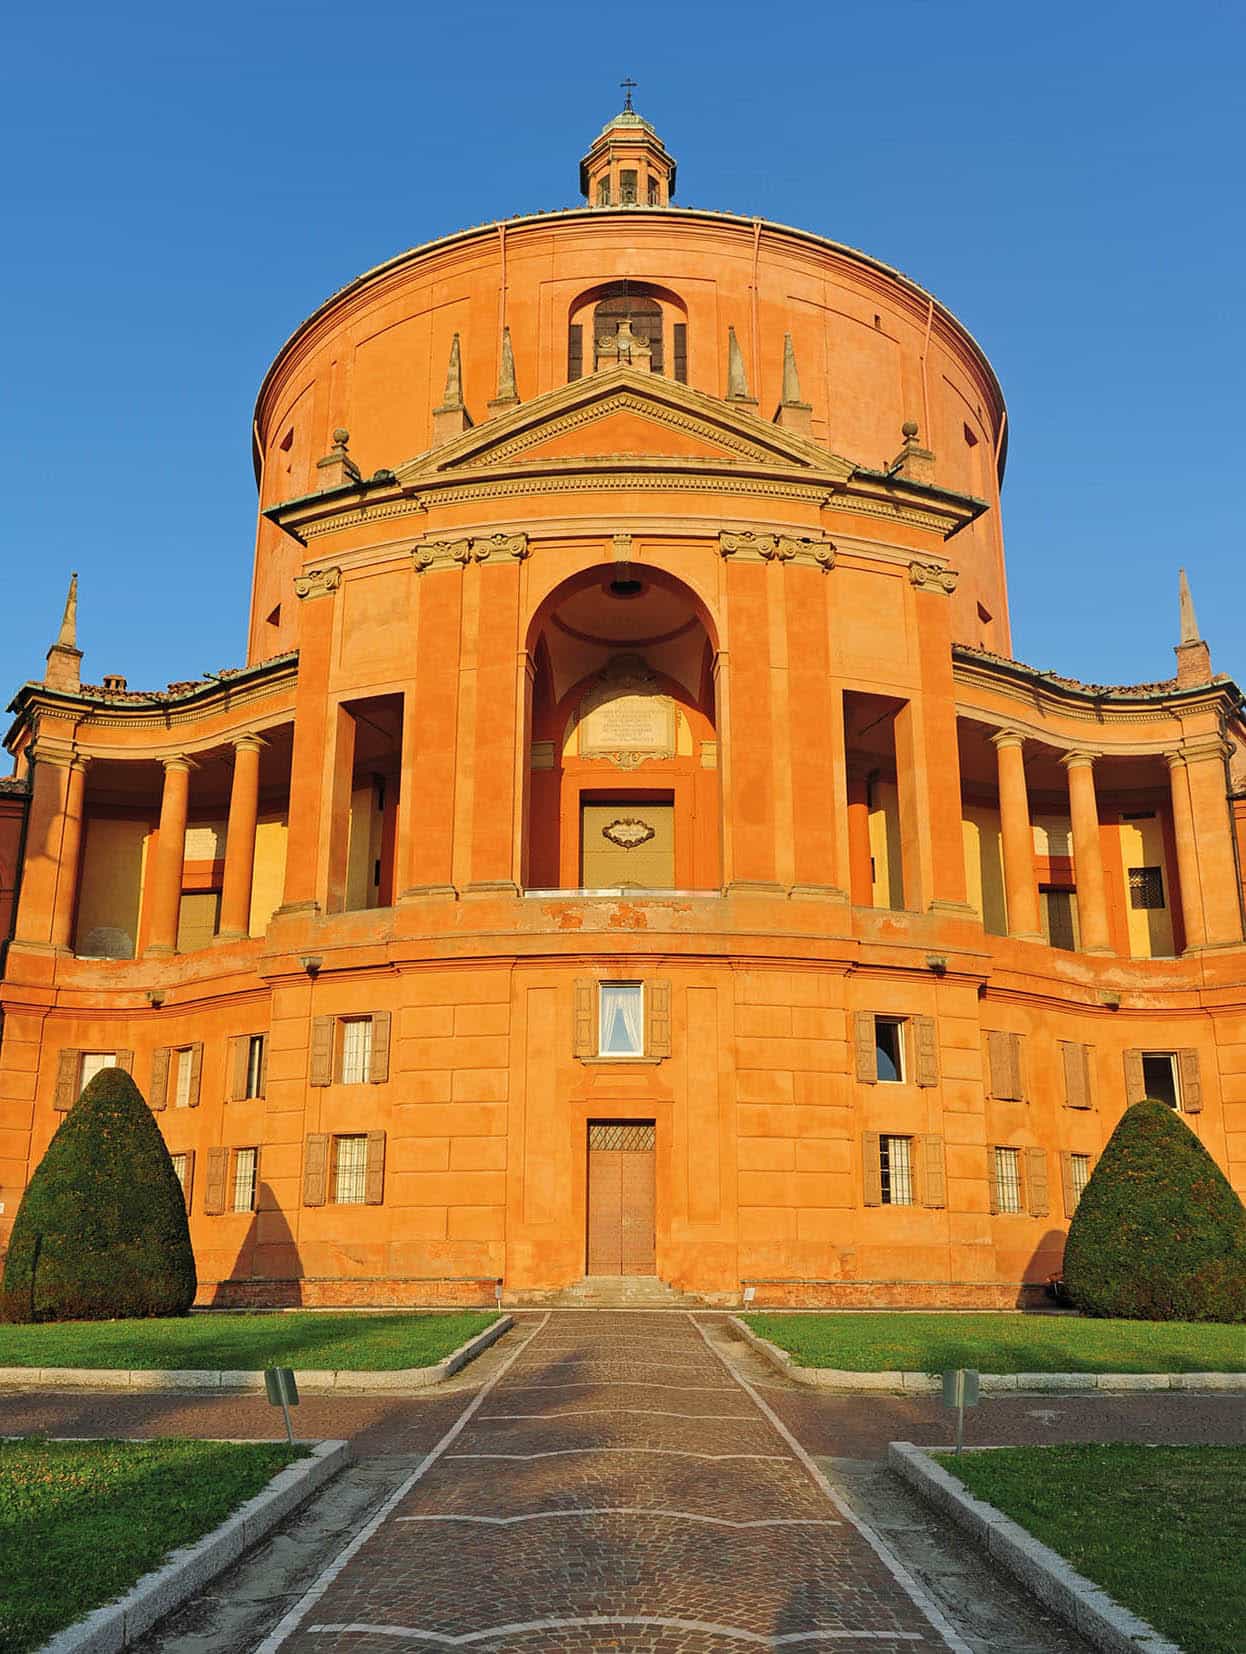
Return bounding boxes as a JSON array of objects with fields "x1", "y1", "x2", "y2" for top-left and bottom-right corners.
[
  {"x1": 0, "y1": 1437, "x2": 301, "y2": 1652},
  {"x1": 937, "y1": 1445, "x2": 1246, "y2": 1654},
  {"x1": 0, "y1": 1309, "x2": 500, "y2": 1370},
  {"x1": 743, "y1": 1311, "x2": 1246, "y2": 1373}
]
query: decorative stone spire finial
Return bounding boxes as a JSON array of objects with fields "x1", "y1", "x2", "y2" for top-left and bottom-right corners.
[
  {"x1": 45, "y1": 571, "x2": 83, "y2": 692},
  {"x1": 888, "y1": 418, "x2": 935, "y2": 484},
  {"x1": 434, "y1": 333, "x2": 473, "y2": 440},
  {"x1": 488, "y1": 327, "x2": 520, "y2": 413},
  {"x1": 1175, "y1": 567, "x2": 1212, "y2": 685},
  {"x1": 726, "y1": 327, "x2": 756, "y2": 405},
  {"x1": 315, "y1": 427, "x2": 362, "y2": 490},
  {"x1": 774, "y1": 333, "x2": 813, "y2": 433}
]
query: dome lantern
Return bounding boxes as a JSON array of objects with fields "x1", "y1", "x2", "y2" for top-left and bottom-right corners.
[{"x1": 579, "y1": 83, "x2": 676, "y2": 208}]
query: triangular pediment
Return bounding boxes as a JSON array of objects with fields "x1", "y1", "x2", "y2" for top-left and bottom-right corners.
[{"x1": 394, "y1": 366, "x2": 856, "y2": 484}]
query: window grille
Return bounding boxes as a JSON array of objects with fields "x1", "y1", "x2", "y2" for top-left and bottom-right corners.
[
  {"x1": 619, "y1": 169, "x2": 638, "y2": 204},
  {"x1": 599, "y1": 983, "x2": 644, "y2": 1057},
  {"x1": 171, "y1": 1153, "x2": 188, "y2": 1194},
  {"x1": 232, "y1": 1148, "x2": 257, "y2": 1212},
  {"x1": 994, "y1": 1147, "x2": 1023, "y2": 1213},
  {"x1": 245, "y1": 1034, "x2": 265, "y2": 1099},
  {"x1": 588, "y1": 1121, "x2": 656, "y2": 1150},
  {"x1": 593, "y1": 292, "x2": 664, "y2": 373},
  {"x1": 1129, "y1": 866, "x2": 1165, "y2": 910},
  {"x1": 880, "y1": 1135, "x2": 913, "y2": 1205},
  {"x1": 1070, "y1": 1153, "x2": 1091, "y2": 1203},
  {"x1": 333, "y1": 1135, "x2": 368, "y2": 1204},
  {"x1": 79, "y1": 1052, "x2": 117, "y2": 1089},
  {"x1": 340, "y1": 1019, "x2": 373, "y2": 1085},
  {"x1": 874, "y1": 1018, "x2": 905, "y2": 1083},
  {"x1": 173, "y1": 1048, "x2": 194, "y2": 1109}
]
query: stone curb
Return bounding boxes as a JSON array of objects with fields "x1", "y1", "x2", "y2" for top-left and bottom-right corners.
[
  {"x1": 38, "y1": 1438, "x2": 353, "y2": 1654},
  {"x1": 886, "y1": 1442, "x2": 1180, "y2": 1654},
  {"x1": 728, "y1": 1316, "x2": 1246, "y2": 1393},
  {"x1": 0, "y1": 1313, "x2": 513, "y2": 1396}
]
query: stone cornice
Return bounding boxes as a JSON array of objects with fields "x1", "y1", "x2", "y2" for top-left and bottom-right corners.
[{"x1": 953, "y1": 644, "x2": 1242, "y2": 730}]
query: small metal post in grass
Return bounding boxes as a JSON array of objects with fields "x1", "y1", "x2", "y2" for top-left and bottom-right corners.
[
  {"x1": 942, "y1": 1367, "x2": 979, "y2": 1455},
  {"x1": 264, "y1": 1367, "x2": 299, "y2": 1445}
]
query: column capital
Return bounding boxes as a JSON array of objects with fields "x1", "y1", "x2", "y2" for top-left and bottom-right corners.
[
  {"x1": 1168, "y1": 737, "x2": 1233, "y2": 766},
  {"x1": 293, "y1": 565, "x2": 342, "y2": 601},
  {"x1": 27, "y1": 740, "x2": 88, "y2": 772},
  {"x1": 161, "y1": 753, "x2": 195, "y2": 774},
  {"x1": 989, "y1": 728, "x2": 1026, "y2": 752},
  {"x1": 231, "y1": 734, "x2": 266, "y2": 755},
  {"x1": 1060, "y1": 748, "x2": 1101, "y2": 770}
]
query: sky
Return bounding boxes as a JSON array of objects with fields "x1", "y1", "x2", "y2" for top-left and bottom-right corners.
[{"x1": 1, "y1": 0, "x2": 1243, "y2": 699}]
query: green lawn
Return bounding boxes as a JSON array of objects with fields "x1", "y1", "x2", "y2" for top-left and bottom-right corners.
[
  {"x1": 0, "y1": 1309, "x2": 500, "y2": 1371},
  {"x1": 938, "y1": 1445, "x2": 1246, "y2": 1654},
  {"x1": 0, "y1": 1438, "x2": 301, "y2": 1652},
  {"x1": 743, "y1": 1311, "x2": 1246, "y2": 1373}
]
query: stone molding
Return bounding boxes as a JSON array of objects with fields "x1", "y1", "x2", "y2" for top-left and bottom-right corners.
[
  {"x1": 1167, "y1": 737, "x2": 1234, "y2": 765},
  {"x1": 908, "y1": 560, "x2": 958, "y2": 594},
  {"x1": 1060, "y1": 749, "x2": 1101, "y2": 769},
  {"x1": 293, "y1": 565, "x2": 342, "y2": 601},
  {"x1": 412, "y1": 532, "x2": 529, "y2": 573},
  {"x1": 718, "y1": 531, "x2": 836, "y2": 568}
]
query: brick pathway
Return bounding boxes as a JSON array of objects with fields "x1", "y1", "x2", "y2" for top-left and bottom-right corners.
[{"x1": 256, "y1": 1312, "x2": 964, "y2": 1653}]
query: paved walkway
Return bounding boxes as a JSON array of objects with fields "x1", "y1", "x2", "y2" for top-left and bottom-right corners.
[{"x1": 256, "y1": 1311, "x2": 964, "y2": 1652}]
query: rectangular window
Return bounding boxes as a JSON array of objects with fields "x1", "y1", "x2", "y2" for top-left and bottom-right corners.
[
  {"x1": 599, "y1": 982, "x2": 644, "y2": 1057},
  {"x1": 173, "y1": 1048, "x2": 194, "y2": 1109},
  {"x1": 333, "y1": 1135, "x2": 368, "y2": 1205},
  {"x1": 1142, "y1": 1052, "x2": 1180, "y2": 1110},
  {"x1": 619, "y1": 169, "x2": 638, "y2": 204},
  {"x1": 567, "y1": 323, "x2": 583, "y2": 381},
  {"x1": 672, "y1": 322, "x2": 688, "y2": 383},
  {"x1": 245, "y1": 1034, "x2": 265, "y2": 1099},
  {"x1": 647, "y1": 175, "x2": 659, "y2": 205},
  {"x1": 176, "y1": 889, "x2": 221, "y2": 953},
  {"x1": 1041, "y1": 886, "x2": 1077, "y2": 951},
  {"x1": 597, "y1": 179, "x2": 610, "y2": 206},
  {"x1": 994, "y1": 1147, "x2": 1023, "y2": 1214},
  {"x1": 170, "y1": 1152, "x2": 191, "y2": 1207},
  {"x1": 79, "y1": 1052, "x2": 117, "y2": 1089},
  {"x1": 340, "y1": 1018, "x2": 373, "y2": 1085},
  {"x1": 880, "y1": 1135, "x2": 914, "y2": 1205},
  {"x1": 1129, "y1": 866, "x2": 1166, "y2": 910},
  {"x1": 874, "y1": 1017, "x2": 905, "y2": 1084},
  {"x1": 1070, "y1": 1152, "x2": 1091, "y2": 1204},
  {"x1": 231, "y1": 1148, "x2": 258, "y2": 1213}
]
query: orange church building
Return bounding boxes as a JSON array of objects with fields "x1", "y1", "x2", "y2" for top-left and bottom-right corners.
[{"x1": 2, "y1": 105, "x2": 1245, "y2": 1308}]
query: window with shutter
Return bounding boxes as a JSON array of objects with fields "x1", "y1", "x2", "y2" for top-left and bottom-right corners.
[
  {"x1": 332, "y1": 1135, "x2": 368, "y2": 1203},
  {"x1": 340, "y1": 1018, "x2": 373, "y2": 1085},
  {"x1": 1178, "y1": 1048, "x2": 1202, "y2": 1113},
  {"x1": 880, "y1": 1135, "x2": 914, "y2": 1204},
  {"x1": 914, "y1": 1016, "x2": 939, "y2": 1087},
  {"x1": 203, "y1": 1146, "x2": 229, "y2": 1215},
  {"x1": 1141, "y1": 1052, "x2": 1180, "y2": 1110},
  {"x1": 992, "y1": 1146, "x2": 1023, "y2": 1213},
  {"x1": 309, "y1": 1015, "x2": 334, "y2": 1086},
  {"x1": 1026, "y1": 1147, "x2": 1050, "y2": 1217},
  {"x1": 149, "y1": 1046, "x2": 171, "y2": 1111},
  {"x1": 874, "y1": 1018, "x2": 905, "y2": 1083},
  {"x1": 1061, "y1": 1041, "x2": 1092, "y2": 1109},
  {"x1": 187, "y1": 1042, "x2": 203, "y2": 1107},
  {"x1": 1123, "y1": 1048, "x2": 1146, "y2": 1105},
  {"x1": 861, "y1": 1131, "x2": 883, "y2": 1205},
  {"x1": 115, "y1": 1050, "x2": 134, "y2": 1075},
  {"x1": 171, "y1": 1150, "x2": 195, "y2": 1208},
  {"x1": 303, "y1": 1133, "x2": 329, "y2": 1207},
  {"x1": 231, "y1": 1147, "x2": 258, "y2": 1212},
  {"x1": 229, "y1": 1036, "x2": 249, "y2": 1102},
  {"x1": 921, "y1": 1134, "x2": 946, "y2": 1208},
  {"x1": 573, "y1": 978, "x2": 596, "y2": 1057},
  {"x1": 854, "y1": 1011, "x2": 877, "y2": 1083},
  {"x1": 53, "y1": 1049, "x2": 80, "y2": 1111},
  {"x1": 987, "y1": 1031, "x2": 1023, "y2": 1101},
  {"x1": 370, "y1": 1012, "x2": 391, "y2": 1083},
  {"x1": 365, "y1": 1129, "x2": 387, "y2": 1205},
  {"x1": 646, "y1": 979, "x2": 672, "y2": 1057}
]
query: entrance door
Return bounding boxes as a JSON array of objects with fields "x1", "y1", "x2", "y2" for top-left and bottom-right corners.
[{"x1": 586, "y1": 1121, "x2": 656, "y2": 1275}]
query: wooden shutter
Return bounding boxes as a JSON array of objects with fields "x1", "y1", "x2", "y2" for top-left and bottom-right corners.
[
  {"x1": 862, "y1": 1131, "x2": 882, "y2": 1205},
  {"x1": 1178, "y1": 1049, "x2": 1202, "y2": 1112},
  {"x1": 573, "y1": 978, "x2": 595, "y2": 1057},
  {"x1": 53, "y1": 1049, "x2": 79, "y2": 1111},
  {"x1": 187, "y1": 1042, "x2": 203, "y2": 1108},
  {"x1": 309, "y1": 1015, "x2": 335, "y2": 1086},
  {"x1": 203, "y1": 1146, "x2": 228, "y2": 1215},
  {"x1": 180, "y1": 1148, "x2": 196, "y2": 1209},
  {"x1": 149, "y1": 1046, "x2": 171, "y2": 1111},
  {"x1": 1026, "y1": 1147, "x2": 1050, "y2": 1217},
  {"x1": 914, "y1": 1016, "x2": 939, "y2": 1087},
  {"x1": 303, "y1": 1133, "x2": 329, "y2": 1206},
  {"x1": 672, "y1": 323, "x2": 688, "y2": 383},
  {"x1": 987, "y1": 1148, "x2": 1000, "y2": 1215},
  {"x1": 1061, "y1": 1041, "x2": 1091, "y2": 1109},
  {"x1": 1059, "y1": 1151, "x2": 1077, "y2": 1218},
  {"x1": 365, "y1": 1130, "x2": 387, "y2": 1205},
  {"x1": 1123, "y1": 1048, "x2": 1145, "y2": 1105},
  {"x1": 370, "y1": 1012, "x2": 391, "y2": 1083},
  {"x1": 854, "y1": 1012, "x2": 877, "y2": 1083},
  {"x1": 920, "y1": 1134, "x2": 946, "y2": 1208},
  {"x1": 988, "y1": 1031, "x2": 1023, "y2": 1101},
  {"x1": 567, "y1": 323, "x2": 583, "y2": 381},
  {"x1": 647, "y1": 979, "x2": 672, "y2": 1058},
  {"x1": 229, "y1": 1036, "x2": 249, "y2": 1102},
  {"x1": 115, "y1": 1050, "x2": 134, "y2": 1075}
]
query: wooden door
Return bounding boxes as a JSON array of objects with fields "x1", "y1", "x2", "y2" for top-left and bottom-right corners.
[{"x1": 586, "y1": 1121, "x2": 656, "y2": 1275}]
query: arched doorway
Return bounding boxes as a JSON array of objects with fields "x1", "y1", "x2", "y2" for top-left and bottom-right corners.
[{"x1": 524, "y1": 564, "x2": 720, "y2": 892}]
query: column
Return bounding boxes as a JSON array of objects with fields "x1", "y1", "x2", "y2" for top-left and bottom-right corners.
[
  {"x1": 145, "y1": 757, "x2": 191, "y2": 956},
  {"x1": 48, "y1": 758, "x2": 89, "y2": 951},
  {"x1": 217, "y1": 736, "x2": 262, "y2": 940},
  {"x1": 1062, "y1": 751, "x2": 1112, "y2": 954},
  {"x1": 846, "y1": 766, "x2": 874, "y2": 906},
  {"x1": 1166, "y1": 753, "x2": 1204, "y2": 950},
  {"x1": 278, "y1": 565, "x2": 339, "y2": 915},
  {"x1": 991, "y1": 731, "x2": 1042, "y2": 940},
  {"x1": 1182, "y1": 740, "x2": 1245, "y2": 948}
]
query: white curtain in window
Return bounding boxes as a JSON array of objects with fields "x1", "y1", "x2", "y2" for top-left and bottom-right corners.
[
  {"x1": 232, "y1": 1148, "x2": 257, "y2": 1212},
  {"x1": 174, "y1": 1048, "x2": 193, "y2": 1108},
  {"x1": 79, "y1": 1052, "x2": 117, "y2": 1088},
  {"x1": 994, "y1": 1147, "x2": 1022, "y2": 1213},
  {"x1": 334, "y1": 1136, "x2": 368, "y2": 1204},
  {"x1": 341, "y1": 1020, "x2": 373, "y2": 1084},
  {"x1": 600, "y1": 984, "x2": 644, "y2": 1056}
]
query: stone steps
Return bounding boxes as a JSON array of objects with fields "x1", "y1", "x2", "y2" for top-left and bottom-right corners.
[{"x1": 544, "y1": 1274, "x2": 693, "y2": 1308}]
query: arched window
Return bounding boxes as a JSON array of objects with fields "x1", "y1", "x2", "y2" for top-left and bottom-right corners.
[
  {"x1": 595, "y1": 292, "x2": 663, "y2": 374},
  {"x1": 567, "y1": 281, "x2": 688, "y2": 384}
]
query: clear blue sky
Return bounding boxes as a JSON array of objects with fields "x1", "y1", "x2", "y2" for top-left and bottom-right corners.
[{"x1": 2, "y1": 1, "x2": 1242, "y2": 698}]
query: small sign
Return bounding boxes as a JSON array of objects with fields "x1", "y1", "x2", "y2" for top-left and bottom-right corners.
[
  {"x1": 495, "y1": 1279, "x2": 504, "y2": 1306},
  {"x1": 265, "y1": 1366, "x2": 299, "y2": 1443},
  {"x1": 942, "y1": 1367, "x2": 979, "y2": 1455},
  {"x1": 742, "y1": 1285, "x2": 756, "y2": 1305}
]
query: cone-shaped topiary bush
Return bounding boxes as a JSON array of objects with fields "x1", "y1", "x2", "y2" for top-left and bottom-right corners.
[
  {"x1": 1064, "y1": 1099, "x2": 1246, "y2": 1322},
  {"x1": 1, "y1": 1064, "x2": 196, "y2": 1322}
]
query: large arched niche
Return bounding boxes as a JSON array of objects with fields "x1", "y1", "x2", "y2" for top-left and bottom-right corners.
[{"x1": 524, "y1": 564, "x2": 720, "y2": 892}]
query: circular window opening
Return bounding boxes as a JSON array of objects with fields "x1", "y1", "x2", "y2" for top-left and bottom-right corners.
[{"x1": 608, "y1": 575, "x2": 645, "y2": 599}]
